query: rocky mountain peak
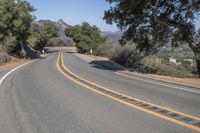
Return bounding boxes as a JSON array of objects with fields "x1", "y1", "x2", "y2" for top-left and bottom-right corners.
[
  {"x1": 57, "y1": 19, "x2": 69, "y2": 29},
  {"x1": 36, "y1": 19, "x2": 73, "y2": 45}
]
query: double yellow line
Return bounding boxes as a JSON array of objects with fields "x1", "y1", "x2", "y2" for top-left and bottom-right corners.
[{"x1": 57, "y1": 52, "x2": 200, "y2": 132}]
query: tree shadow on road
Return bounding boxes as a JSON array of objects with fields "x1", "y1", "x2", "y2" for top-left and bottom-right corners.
[{"x1": 89, "y1": 60, "x2": 125, "y2": 72}]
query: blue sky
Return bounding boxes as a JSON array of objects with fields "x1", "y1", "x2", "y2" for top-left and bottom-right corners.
[
  {"x1": 27, "y1": 0, "x2": 200, "y2": 31},
  {"x1": 27, "y1": 0, "x2": 118, "y2": 31},
  {"x1": 196, "y1": 17, "x2": 200, "y2": 29}
]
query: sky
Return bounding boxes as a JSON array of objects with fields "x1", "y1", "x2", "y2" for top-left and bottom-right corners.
[
  {"x1": 26, "y1": 0, "x2": 118, "y2": 31},
  {"x1": 27, "y1": 0, "x2": 200, "y2": 31},
  {"x1": 196, "y1": 17, "x2": 200, "y2": 29}
]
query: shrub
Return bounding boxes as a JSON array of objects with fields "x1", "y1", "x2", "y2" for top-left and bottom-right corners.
[
  {"x1": 99, "y1": 44, "x2": 144, "y2": 69},
  {"x1": 98, "y1": 43, "x2": 122, "y2": 58},
  {"x1": 98, "y1": 43, "x2": 196, "y2": 78},
  {"x1": 153, "y1": 64, "x2": 194, "y2": 78},
  {"x1": 65, "y1": 22, "x2": 106, "y2": 54},
  {"x1": 48, "y1": 38, "x2": 64, "y2": 47}
]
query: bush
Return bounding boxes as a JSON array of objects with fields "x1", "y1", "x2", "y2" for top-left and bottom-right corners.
[
  {"x1": 48, "y1": 38, "x2": 64, "y2": 47},
  {"x1": 65, "y1": 22, "x2": 106, "y2": 54},
  {"x1": 98, "y1": 43, "x2": 122, "y2": 57},
  {"x1": 153, "y1": 64, "x2": 194, "y2": 78},
  {"x1": 110, "y1": 45, "x2": 144, "y2": 68},
  {"x1": 99, "y1": 44, "x2": 144, "y2": 68},
  {"x1": 138, "y1": 55, "x2": 195, "y2": 78},
  {"x1": 98, "y1": 43, "x2": 196, "y2": 78}
]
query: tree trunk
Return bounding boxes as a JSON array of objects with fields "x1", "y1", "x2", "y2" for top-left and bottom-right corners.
[
  {"x1": 192, "y1": 48, "x2": 200, "y2": 78},
  {"x1": 188, "y1": 42, "x2": 200, "y2": 78},
  {"x1": 19, "y1": 41, "x2": 27, "y2": 58},
  {"x1": 195, "y1": 57, "x2": 200, "y2": 78}
]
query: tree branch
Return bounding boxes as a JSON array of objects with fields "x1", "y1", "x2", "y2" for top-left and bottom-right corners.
[
  {"x1": 150, "y1": 0, "x2": 198, "y2": 50},
  {"x1": 151, "y1": 0, "x2": 159, "y2": 9}
]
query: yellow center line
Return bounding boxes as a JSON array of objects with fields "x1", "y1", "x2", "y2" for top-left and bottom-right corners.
[{"x1": 57, "y1": 52, "x2": 200, "y2": 132}]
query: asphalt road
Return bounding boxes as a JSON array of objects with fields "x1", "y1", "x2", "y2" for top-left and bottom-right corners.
[{"x1": 0, "y1": 52, "x2": 199, "y2": 133}]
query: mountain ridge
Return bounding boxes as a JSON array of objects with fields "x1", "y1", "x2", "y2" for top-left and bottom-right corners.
[{"x1": 101, "y1": 31, "x2": 123, "y2": 44}]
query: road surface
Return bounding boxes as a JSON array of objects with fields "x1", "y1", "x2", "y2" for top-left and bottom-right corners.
[{"x1": 0, "y1": 51, "x2": 199, "y2": 133}]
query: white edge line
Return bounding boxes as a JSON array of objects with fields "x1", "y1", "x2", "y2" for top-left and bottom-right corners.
[
  {"x1": 115, "y1": 72, "x2": 200, "y2": 94},
  {"x1": 74, "y1": 53, "x2": 200, "y2": 94},
  {"x1": 0, "y1": 60, "x2": 37, "y2": 85}
]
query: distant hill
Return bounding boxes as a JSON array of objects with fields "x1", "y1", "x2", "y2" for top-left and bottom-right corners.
[
  {"x1": 101, "y1": 31, "x2": 123, "y2": 44},
  {"x1": 36, "y1": 19, "x2": 74, "y2": 46}
]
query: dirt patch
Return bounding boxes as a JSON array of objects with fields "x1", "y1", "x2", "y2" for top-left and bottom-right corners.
[
  {"x1": 0, "y1": 52, "x2": 11, "y2": 64},
  {"x1": 0, "y1": 56, "x2": 29, "y2": 72}
]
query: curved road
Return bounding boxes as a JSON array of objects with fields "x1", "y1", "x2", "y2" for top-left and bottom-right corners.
[{"x1": 0, "y1": 51, "x2": 199, "y2": 133}]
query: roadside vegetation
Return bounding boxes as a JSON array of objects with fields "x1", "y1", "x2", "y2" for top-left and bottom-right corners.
[
  {"x1": 98, "y1": 43, "x2": 197, "y2": 78},
  {"x1": 65, "y1": 22, "x2": 106, "y2": 54},
  {"x1": 103, "y1": 0, "x2": 200, "y2": 78},
  {"x1": 0, "y1": 0, "x2": 34, "y2": 56},
  {"x1": 28, "y1": 23, "x2": 59, "y2": 53},
  {"x1": 0, "y1": 0, "x2": 58, "y2": 61}
]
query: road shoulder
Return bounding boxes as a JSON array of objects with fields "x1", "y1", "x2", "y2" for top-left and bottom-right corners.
[{"x1": 75, "y1": 53, "x2": 200, "y2": 89}]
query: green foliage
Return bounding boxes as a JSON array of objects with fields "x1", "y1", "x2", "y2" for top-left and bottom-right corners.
[
  {"x1": 28, "y1": 23, "x2": 59, "y2": 52},
  {"x1": 65, "y1": 22, "x2": 106, "y2": 54},
  {"x1": 0, "y1": 0, "x2": 34, "y2": 55},
  {"x1": 104, "y1": 0, "x2": 200, "y2": 49},
  {"x1": 110, "y1": 45, "x2": 144, "y2": 69},
  {"x1": 43, "y1": 23, "x2": 59, "y2": 39},
  {"x1": 3, "y1": 33, "x2": 17, "y2": 54},
  {"x1": 104, "y1": 0, "x2": 200, "y2": 77}
]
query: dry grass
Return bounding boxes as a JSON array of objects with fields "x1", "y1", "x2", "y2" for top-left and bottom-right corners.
[{"x1": 0, "y1": 56, "x2": 29, "y2": 71}]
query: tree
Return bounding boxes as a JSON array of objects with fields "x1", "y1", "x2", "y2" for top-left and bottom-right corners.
[
  {"x1": 28, "y1": 23, "x2": 59, "y2": 52},
  {"x1": 43, "y1": 22, "x2": 59, "y2": 39},
  {"x1": 104, "y1": 0, "x2": 200, "y2": 77},
  {"x1": 0, "y1": 0, "x2": 34, "y2": 56},
  {"x1": 65, "y1": 22, "x2": 106, "y2": 54}
]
